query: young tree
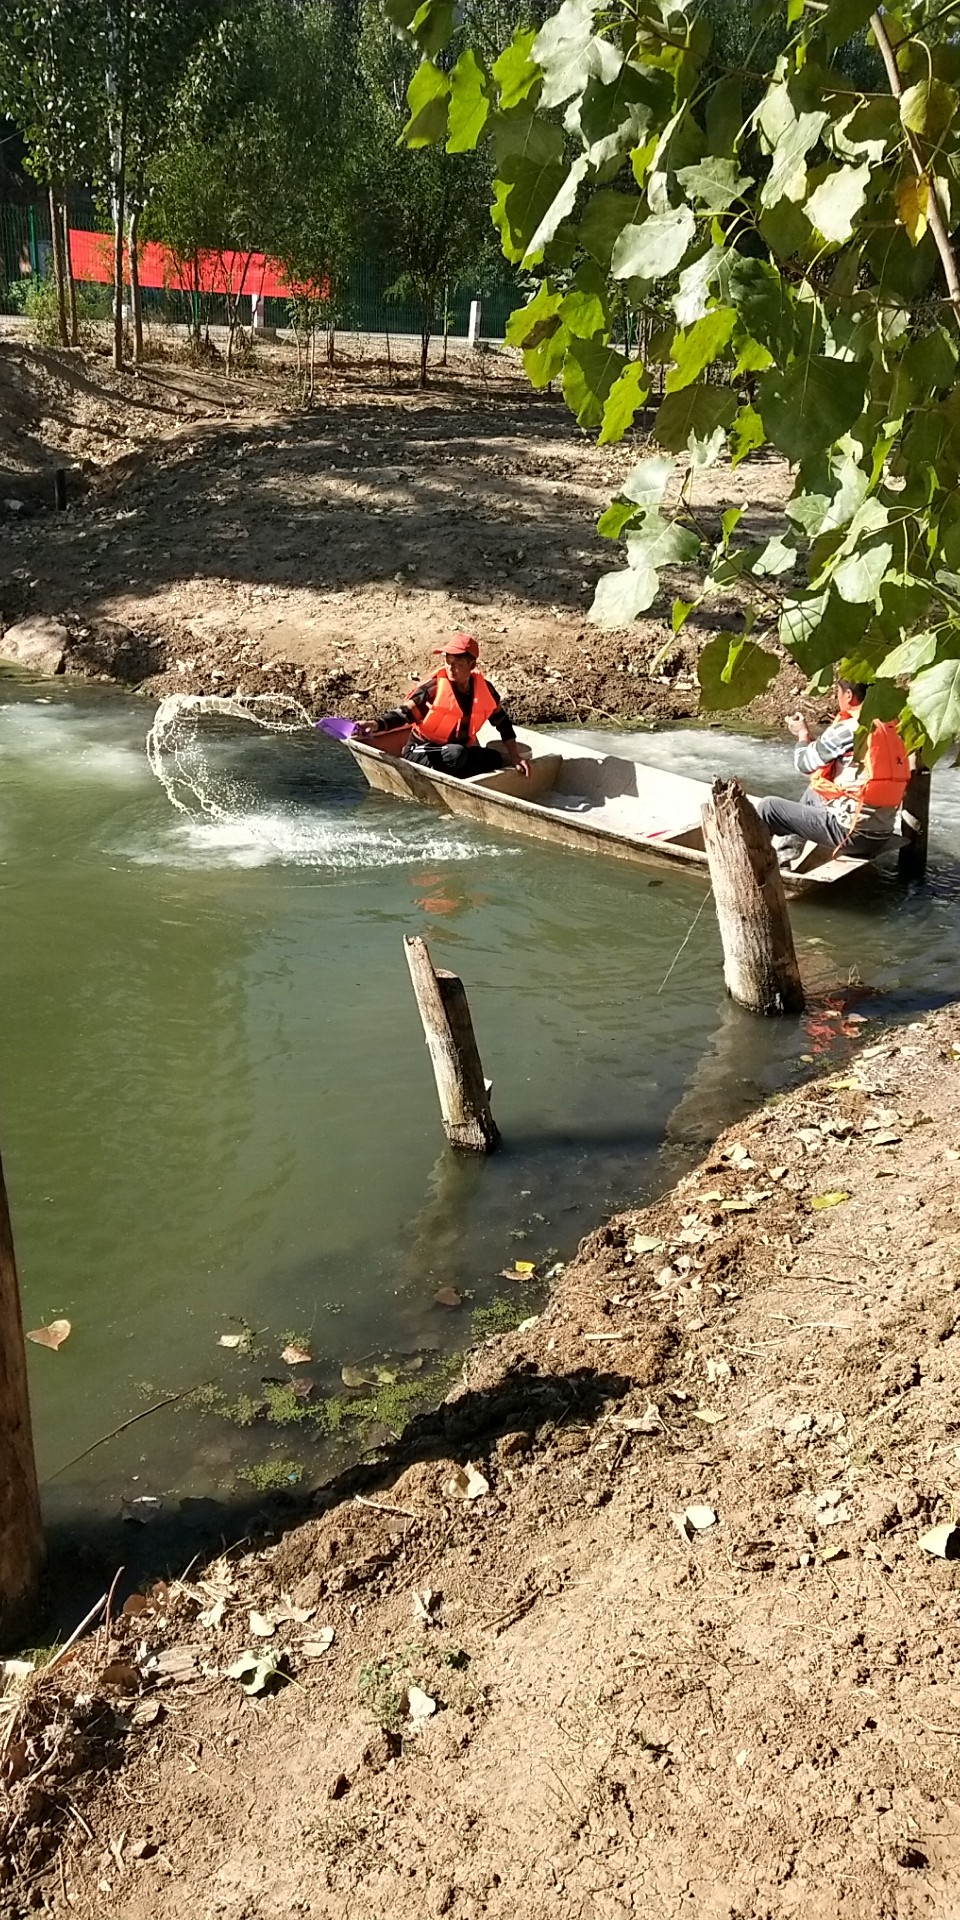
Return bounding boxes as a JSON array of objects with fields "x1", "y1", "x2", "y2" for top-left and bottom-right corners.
[{"x1": 392, "y1": 0, "x2": 960, "y2": 758}]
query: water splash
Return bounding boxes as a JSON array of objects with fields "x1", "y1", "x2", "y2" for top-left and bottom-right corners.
[{"x1": 146, "y1": 692, "x2": 314, "y2": 821}]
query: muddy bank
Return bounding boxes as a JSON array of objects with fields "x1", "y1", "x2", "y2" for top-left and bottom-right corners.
[
  {"x1": 5, "y1": 1002, "x2": 960, "y2": 1919},
  {"x1": 0, "y1": 334, "x2": 810, "y2": 731}
]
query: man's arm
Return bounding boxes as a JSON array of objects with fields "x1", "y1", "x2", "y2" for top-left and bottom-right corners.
[{"x1": 794, "y1": 717, "x2": 856, "y2": 776}]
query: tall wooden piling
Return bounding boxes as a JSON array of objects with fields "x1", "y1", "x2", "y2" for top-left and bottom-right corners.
[
  {"x1": 0, "y1": 1139, "x2": 44, "y2": 1645},
  {"x1": 403, "y1": 936, "x2": 499, "y2": 1152},
  {"x1": 701, "y1": 779, "x2": 805, "y2": 1017},
  {"x1": 898, "y1": 755, "x2": 931, "y2": 881}
]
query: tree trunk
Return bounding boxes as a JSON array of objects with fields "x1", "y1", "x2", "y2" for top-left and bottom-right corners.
[
  {"x1": 0, "y1": 1141, "x2": 44, "y2": 1647},
  {"x1": 327, "y1": 326, "x2": 335, "y2": 366},
  {"x1": 403, "y1": 936, "x2": 499, "y2": 1151},
  {"x1": 898, "y1": 755, "x2": 931, "y2": 880},
  {"x1": 63, "y1": 200, "x2": 79, "y2": 347},
  {"x1": 419, "y1": 326, "x2": 430, "y2": 389},
  {"x1": 128, "y1": 204, "x2": 143, "y2": 366},
  {"x1": 112, "y1": 158, "x2": 127, "y2": 371},
  {"x1": 700, "y1": 779, "x2": 805, "y2": 1016},
  {"x1": 47, "y1": 184, "x2": 69, "y2": 347}
]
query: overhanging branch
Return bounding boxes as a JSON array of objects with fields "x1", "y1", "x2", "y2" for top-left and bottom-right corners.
[{"x1": 870, "y1": 9, "x2": 960, "y2": 335}]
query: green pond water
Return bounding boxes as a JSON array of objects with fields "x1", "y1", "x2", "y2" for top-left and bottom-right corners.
[{"x1": 2, "y1": 672, "x2": 959, "y2": 1575}]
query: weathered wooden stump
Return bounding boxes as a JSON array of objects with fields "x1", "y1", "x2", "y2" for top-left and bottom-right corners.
[
  {"x1": 403, "y1": 935, "x2": 499, "y2": 1152},
  {"x1": 701, "y1": 778, "x2": 805, "y2": 1016},
  {"x1": 0, "y1": 1141, "x2": 44, "y2": 1645}
]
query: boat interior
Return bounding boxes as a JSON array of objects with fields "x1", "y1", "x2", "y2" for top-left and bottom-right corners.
[{"x1": 364, "y1": 723, "x2": 856, "y2": 881}]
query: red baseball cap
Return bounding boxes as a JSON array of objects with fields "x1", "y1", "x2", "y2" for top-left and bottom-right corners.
[{"x1": 434, "y1": 632, "x2": 479, "y2": 659}]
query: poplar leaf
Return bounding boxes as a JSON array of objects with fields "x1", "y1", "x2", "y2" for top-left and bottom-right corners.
[
  {"x1": 403, "y1": 59, "x2": 450, "y2": 147},
  {"x1": 672, "y1": 598, "x2": 695, "y2": 632},
  {"x1": 492, "y1": 27, "x2": 540, "y2": 110},
  {"x1": 758, "y1": 358, "x2": 866, "y2": 462},
  {"x1": 697, "y1": 637, "x2": 779, "y2": 712},
  {"x1": 805, "y1": 164, "x2": 870, "y2": 243},
  {"x1": 446, "y1": 49, "x2": 492, "y2": 153},
  {"x1": 654, "y1": 384, "x2": 736, "y2": 453},
  {"x1": 523, "y1": 155, "x2": 589, "y2": 263},
  {"x1": 876, "y1": 630, "x2": 939, "y2": 678},
  {"x1": 504, "y1": 282, "x2": 563, "y2": 349},
  {"x1": 597, "y1": 499, "x2": 639, "y2": 539},
  {"x1": 611, "y1": 205, "x2": 696, "y2": 282},
  {"x1": 676, "y1": 158, "x2": 752, "y2": 212},
  {"x1": 673, "y1": 244, "x2": 724, "y2": 326},
  {"x1": 598, "y1": 361, "x2": 650, "y2": 445},
  {"x1": 833, "y1": 541, "x2": 892, "y2": 605},
  {"x1": 626, "y1": 515, "x2": 699, "y2": 569},
  {"x1": 900, "y1": 79, "x2": 958, "y2": 141},
  {"x1": 27, "y1": 1318, "x2": 71, "y2": 1351},
  {"x1": 897, "y1": 173, "x2": 929, "y2": 245},
  {"x1": 762, "y1": 111, "x2": 828, "y2": 207},
  {"x1": 665, "y1": 309, "x2": 736, "y2": 393},
  {"x1": 809, "y1": 1190, "x2": 850, "y2": 1209},
  {"x1": 621, "y1": 454, "x2": 674, "y2": 508},
  {"x1": 590, "y1": 562, "x2": 659, "y2": 627},
  {"x1": 907, "y1": 658, "x2": 960, "y2": 746},
  {"x1": 492, "y1": 156, "x2": 566, "y2": 263},
  {"x1": 562, "y1": 333, "x2": 626, "y2": 428},
  {"x1": 534, "y1": 0, "x2": 598, "y2": 110}
]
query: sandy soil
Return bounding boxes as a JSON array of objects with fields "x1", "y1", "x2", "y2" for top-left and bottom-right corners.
[
  {"x1": 0, "y1": 328, "x2": 806, "y2": 729},
  {"x1": 5, "y1": 1003, "x2": 960, "y2": 1920}
]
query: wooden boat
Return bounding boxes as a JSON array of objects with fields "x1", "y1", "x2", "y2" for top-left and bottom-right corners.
[{"x1": 346, "y1": 723, "x2": 876, "y2": 893}]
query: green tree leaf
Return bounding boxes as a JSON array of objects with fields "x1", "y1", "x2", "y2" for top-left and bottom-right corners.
[
  {"x1": 761, "y1": 108, "x2": 828, "y2": 207},
  {"x1": 403, "y1": 59, "x2": 450, "y2": 148},
  {"x1": 805, "y1": 163, "x2": 870, "y2": 243},
  {"x1": 492, "y1": 27, "x2": 540, "y2": 111},
  {"x1": 673, "y1": 244, "x2": 725, "y2": 326},
  {"x1": 876, "y1": 630, "x2": 940, "y2": 678},
  {"x1": 563, "y1": 333, "x2": 626, "y2": 429},
  {"x1": 610, "y1": 205, "x2": 696, "y2": 281},
  {"x1": 578, "y1": 190, "x2": 640, "y2": 265},
  {"x1": 410, "y1": 0, "x2": 456, "y2": 58},
  {"x1": 598, "y1": 361, "x2": 650, "y2": 445},
  {"x1": 446, "y1": 49, "x2": 492, "y2": 153},
  {"x1": 833, "y1": 541, "x2": 892, "y2": 604},
  {"x1": 558, "y1": 259, "x2": 608, "y2": 338},
  {"x1": 676, "y1": 157, "x2": 752, "y2": 212},
  {"x1": 523, "y1": 155, "x2": 588, "y2": 264},
  {"x1": 590, "y1": 561, "x2": 659, "y2": 628},
  {"x1": 534, "y1": 0, "x2": 601, "y2": 111},
  {"x1": 725, "y1": 257, "x2": 794, "y2": 361},
  {"x1": 900, "y1": 79, "x2": 958, "y2": 141},
  {"x1": 597, "y1": 498, "x2": 640, "y2": 540},
  {"x1": 665, "y1": 308, "x2": 736, "y2": 393},
  {"x1": 492, "y1": 154, "x2": 566, "y2": 262},
  {"x1": 698, "y1": 636, "x2": 780, "y2": 712},
  {"x1": 504, "y1": 281, "x2": 563, "y2": 349},
  {"x1": 654, "y1": 384, "x2": 736, "y2": 454},
  {"x1": 730, "y1": 405, "x2": 765, "y2": 468},
  {"x1": 626, "y1": 515, "x2": 699, "y2": 569},
  {"x1": 758, "y1": 358, "x2": 866, "y2": 462},
  {"x1": 621, "y1": 453, "x2": 675, "y2": 507},
  {"x1": 907, "y1": 657, "x2": 960, "y2": 745}
]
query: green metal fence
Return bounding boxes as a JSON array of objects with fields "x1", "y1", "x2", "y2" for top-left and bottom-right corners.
[{"x1": 0, "y1": 197, "x2": 523, "y2": 340}]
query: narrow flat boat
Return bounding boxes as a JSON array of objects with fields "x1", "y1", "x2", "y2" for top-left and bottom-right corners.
[{"x1": 346, "y1": 723, "x2": 875, "y2": 893}]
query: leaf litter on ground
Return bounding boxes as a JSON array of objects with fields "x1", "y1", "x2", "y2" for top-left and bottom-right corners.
[{"x1": 26, "y1": 1318, "x2": 71, "y2": 1350}]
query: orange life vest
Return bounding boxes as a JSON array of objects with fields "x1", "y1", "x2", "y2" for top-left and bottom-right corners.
[
  {"x1": 410, "y1": 669, "x2": 499, "y2": 747},
  {"x1": 809, "y1": 718, "x2": 909, "y2": 811}
]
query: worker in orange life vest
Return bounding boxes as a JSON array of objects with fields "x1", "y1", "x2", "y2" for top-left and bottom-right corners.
[
  {"x1": 753, "y1": 678, "x2": 908, "y2": 864},
  {"x1": 360, "y1": 634, "x2": 530, "y2": 780}
]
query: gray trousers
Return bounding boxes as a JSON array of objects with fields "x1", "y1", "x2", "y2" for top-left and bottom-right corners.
[{"x1": 752, "y1": 791, "x2": 847, "y2": 849}]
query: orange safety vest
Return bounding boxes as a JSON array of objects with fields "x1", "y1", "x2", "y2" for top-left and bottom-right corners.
[
  {"x1": 410, "y1": 669, "x2": 499, "y2": 747},
  {"x1": 809, "y1": 718, "x2": 909, "y2": 811}
]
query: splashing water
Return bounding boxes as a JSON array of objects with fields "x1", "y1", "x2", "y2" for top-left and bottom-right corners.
[{"x1": 146, "y1": 691, "x2": 315, "y2": 821}]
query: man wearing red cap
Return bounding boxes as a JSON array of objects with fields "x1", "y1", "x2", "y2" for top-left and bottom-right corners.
[{"x1": 361, "y1": 634, "x2": 529, "y2": 779}]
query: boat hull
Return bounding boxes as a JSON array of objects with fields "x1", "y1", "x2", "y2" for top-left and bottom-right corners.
[{"x1": 346, "y1": 727, "x2": 871, "y2": 893}]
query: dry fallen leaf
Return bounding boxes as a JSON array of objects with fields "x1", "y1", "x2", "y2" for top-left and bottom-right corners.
[
  {"x1": 248, "y1": 1611, "x2": 276, "y2": 1639},
  {"x1": 224, "y1": 1650, "x2": 287, "y2": 1695},
  {"x1": 692, "y1": 1409, "x2": 726, "y2": 1426},
  {"x1": 218, "y1": 1333, "x2": 244, "y2": 1350},
  {"x1": 631, "y1": 1235, "x2": 665, "y2": 1256},
  {"x1": 198, "y1": 1598, "x2": 226, "y2": 1631},
  {"x1": 412, "y1": 1588, "x2": 438, "y2": 1624},
  {"x1": 99, "y1": 1661, "x2": 140, "y2": 1694},
  {"x1": 301, "y1": 1626, "x2": 335, "y2": 1657},
  {"x1": 434, "y1": 1286, "x2": 463, "y2": 1309},
  {"x1": 448, "y1": 1463, "x2": 489, "y2": 1501},
  {"x1": 281, "y1": 1342, "x2": 312, "y2": 1366},
  {"x1": 918, "y1": 1522, "x2": 960, "y2": 1560},
  {"x1": 684, "y1": 1504, "x2": 718, "y2": 1532},
  {"x1": 341, "y1": 1364, "x2": 377, "y2": 1389},
  {"x1": 26, "y1": 1319, "x2": 71, "y2": 1351},
  {"x1": 810, "y1": 1191, "x2": 851, "y2": 1210},
  {"x1": 405, "y1": 1685, "x2": 437, "y2": 1723}
]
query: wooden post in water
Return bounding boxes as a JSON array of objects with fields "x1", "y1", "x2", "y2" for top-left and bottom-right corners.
[
  {"x1": 898, "y1": 755, "x2": 931, "y2": 881},
  {"x1": 701, "y1": 779, "x2": 805, "y2": 1017},
  {"x1": 0, "y1": 1139, "x2": 44, "y2": 1644},
  {"x1": 403, "y1": 936, "x2": 499, "y2": 1152}
]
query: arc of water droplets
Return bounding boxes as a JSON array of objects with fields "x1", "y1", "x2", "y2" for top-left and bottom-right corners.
[{"x1": 146, "y1": 690, "x2": 314, "y2": 824}]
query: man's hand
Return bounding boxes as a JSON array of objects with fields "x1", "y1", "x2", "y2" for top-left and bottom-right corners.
[
  {"x1": 353, "y1": 722, "x2": 377, "y2": 740},
  {"x1": 785, "y1": 710, "x2": 811, "y2": 744},
  {"x1": 507, "y1": 743, "x2": 530, "y2": 777}
]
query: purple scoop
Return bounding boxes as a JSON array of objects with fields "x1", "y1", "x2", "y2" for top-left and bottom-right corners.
[{"x1": 316, "y1": 716, "x2": 359, "y2": 742}]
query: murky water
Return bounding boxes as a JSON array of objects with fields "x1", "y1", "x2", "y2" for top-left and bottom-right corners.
[{"x1": 2, "y1": 673, "x2": 959, "y2": 1561}]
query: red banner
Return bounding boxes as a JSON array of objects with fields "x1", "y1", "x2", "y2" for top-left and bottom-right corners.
[{"x1": 68, "y1": 228, "x2": 305, "y2": 301}]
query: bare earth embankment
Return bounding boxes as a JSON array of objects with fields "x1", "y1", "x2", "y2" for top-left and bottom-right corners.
[
  {"x1": 0, "y1": 326, "x2": 808, "y2": 728},
  {"x1": 4, "y1": 1006, "x2": 960, "y2": 1920}
]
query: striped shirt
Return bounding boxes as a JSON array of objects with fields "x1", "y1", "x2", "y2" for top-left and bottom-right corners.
[{"x1": 796, "y1": 715, "x2": 898, "y2": 840}]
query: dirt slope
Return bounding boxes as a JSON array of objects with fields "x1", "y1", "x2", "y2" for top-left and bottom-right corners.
[
  {"x1": 0, "y1": 329, "x2": 807, "y2": 728},
  {"x1": 6, "y1": 1004, "x2": 960, "y2": 1920}
]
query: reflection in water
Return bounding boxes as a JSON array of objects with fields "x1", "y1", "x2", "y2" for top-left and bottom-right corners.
[{"x1": 1, "y1": 675, "x2": 958, "y2": 1536}]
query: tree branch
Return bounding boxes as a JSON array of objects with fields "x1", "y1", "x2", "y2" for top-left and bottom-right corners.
[{"x1": 870, "y1": 9, "x2": 960, "y2": 335}]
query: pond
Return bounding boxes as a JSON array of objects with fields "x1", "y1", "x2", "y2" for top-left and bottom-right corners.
[{"x1": 2, "y1": 672, "x2": 958, "y2": 1575}]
